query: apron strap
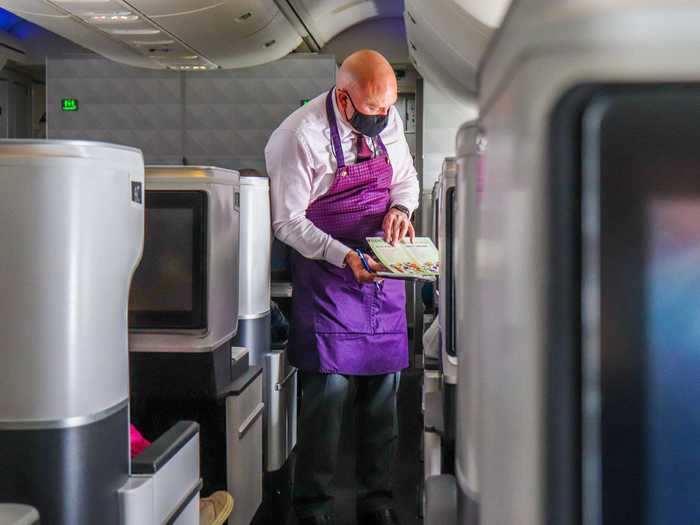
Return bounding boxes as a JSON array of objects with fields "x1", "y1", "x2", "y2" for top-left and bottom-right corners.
[
  {"x1": 325, "y1": 89, "x2": 346, "y2": 169},
  {"x1": 374, "y1": 133, "x2": 389, "y2": 157}
]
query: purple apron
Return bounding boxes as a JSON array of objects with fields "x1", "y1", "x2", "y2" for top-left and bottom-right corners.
[{"x1": 288, "y1": 90, "x2": 409, "y2": 375}]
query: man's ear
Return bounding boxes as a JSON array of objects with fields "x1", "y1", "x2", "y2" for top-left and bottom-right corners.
[{"x1": 338, "y1": 90, "x2": 352, "y2": 120}]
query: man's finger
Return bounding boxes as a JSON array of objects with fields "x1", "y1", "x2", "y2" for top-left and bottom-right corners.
[
  {"x1": 384, "y1": 214, "x2": 396, "y2": 243},
  {"x1": 365, "y1": 255, "x2": 387, "y2": 272},
  {"x1": 391, "y1": 220, "x2": 402, "y2": 245},
  {"x1": 398, "y1": 220, "x2": 409, "y2": 242},
  {"x1": 408, "y1": 222, "x2": 416, "y2": 243},
  {"x1": 359, "y1": 270, "x2": 381, "y2": 284}
]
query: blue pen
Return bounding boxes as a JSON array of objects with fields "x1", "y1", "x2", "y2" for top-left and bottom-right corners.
[{"x1": 355, "y1": 249, "x2": 381, "y2": 289}]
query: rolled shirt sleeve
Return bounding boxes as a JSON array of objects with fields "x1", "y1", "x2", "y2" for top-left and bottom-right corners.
[
  {"x1": 265, "y1": 128, "x2": 350, "y2": 268},
  {"x1": 388, "y1": 113, "x2": 420, "y2": 216}
]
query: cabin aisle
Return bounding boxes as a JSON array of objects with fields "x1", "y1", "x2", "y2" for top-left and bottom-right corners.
[{"x1": 256, "y1": 367, "x2": 424, "y2": 525}]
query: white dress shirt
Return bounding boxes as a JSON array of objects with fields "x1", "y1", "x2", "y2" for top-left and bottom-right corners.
[{"x1": 265, "y1": 88, "x2": 420, "y2": 269}]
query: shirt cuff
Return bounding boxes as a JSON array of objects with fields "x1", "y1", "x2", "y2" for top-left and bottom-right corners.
[{"x1": 326, "y1": 238, "x2": 351, "y2": 268}]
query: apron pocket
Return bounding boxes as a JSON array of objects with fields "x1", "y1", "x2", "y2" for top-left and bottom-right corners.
[
  {"x1": 372, "y1": 278, "x2": 408, "y2": 334},
  {"x1": 314, "y1": 281, "x2": 373, "y2": 334}
]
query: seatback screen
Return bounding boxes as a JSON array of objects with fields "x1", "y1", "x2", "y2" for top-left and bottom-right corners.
[
  {"x1": 129, "y1": 191, "x2": 207, "y2": 330},
  {"x1": 589, "y1": 89, "x2": 700, "y2": 524}
]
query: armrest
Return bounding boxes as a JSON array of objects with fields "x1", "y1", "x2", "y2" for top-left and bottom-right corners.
[
  {"x1": 0, "y1": 504, "x2": 39, "y2": 525},
  {"x1": 132, "y1": 421, "x2": 199, "y2": 475}
]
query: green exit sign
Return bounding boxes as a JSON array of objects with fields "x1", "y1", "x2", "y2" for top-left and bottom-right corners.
[
  {"x1": 61, "y1": 99, "x2": 79, "y2": 112},
  {"x1": 300, "y1": 99, "x2": 310, "y2": 106}
]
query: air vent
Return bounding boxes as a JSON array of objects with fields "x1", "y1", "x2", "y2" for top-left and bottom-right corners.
[
  {"x1": 264, "y1": 39, "x2": 276, "y2": 48},
  {"x1": 235, "y1": 12, "x2": 253, "y2": 22}
]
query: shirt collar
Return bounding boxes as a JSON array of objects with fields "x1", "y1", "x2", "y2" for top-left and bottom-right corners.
[{"x1": 331, "y1": 87, "x2": 357, "y2": 141}]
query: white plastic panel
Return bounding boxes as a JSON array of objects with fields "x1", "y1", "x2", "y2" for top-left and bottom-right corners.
[
  {"x1": 206, "y1": 11, "x2": 302, "y2": 69},
  {"x1": 128, "y1": 0, "x2": 302, "y2": 69},
  {"x1": 226, "y1": 374, "x2": 264, "y2": 525},
  {"x1": 404, "y1": 0, "x2": 493, "y2": 101},
  {"x1": 292, "y1": 0, "x2": 403, "y2": 44},
  {"x1": 2, "y1": 0, "x2": 300, "y2": 70},
  {"x1": 133, "y1": 0, "x2": 273, "y2": 35},
  {"x1": 477, "y1": 2, "x2": 700, "y2": 524},
  {"x1": 408, "y1": 41, "x2": 474, "y2": 106},
  {"x1": 0, "y1": 141, "x2": 143, "y2": 422},
  {"x1": 238, "y1": 174, "x2": 271, "y2": 318},
  {"x1": 453, "y1": 0, "x2": 511, "y2": 28},
  {"x1": 2, "y1": 0, "x2": 159, "y2": 69},
  {"x1": 406, "y1": 0, "x2": 491, "y2": 71}
]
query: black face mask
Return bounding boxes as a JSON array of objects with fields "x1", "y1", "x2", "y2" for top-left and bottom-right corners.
[{"x1": 343, "y1": 91, "x2": 389, "y2": 137}]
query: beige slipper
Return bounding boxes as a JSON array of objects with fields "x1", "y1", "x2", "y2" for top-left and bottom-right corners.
[{"x1": 199, "y1": 491, "x2": 234, "y2": 525}]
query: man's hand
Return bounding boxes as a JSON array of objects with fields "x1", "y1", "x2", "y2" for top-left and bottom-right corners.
[
  {"x1": 345, "y1": 251, "x2": 385, "y2": 285},
  {"x1": 382, "y1": 207, "x2": 415, "y2": 246}
]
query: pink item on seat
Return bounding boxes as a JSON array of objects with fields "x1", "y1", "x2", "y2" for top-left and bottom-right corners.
[{"x1": 130, "y1": 424, "x2": 151, "y2": 458}]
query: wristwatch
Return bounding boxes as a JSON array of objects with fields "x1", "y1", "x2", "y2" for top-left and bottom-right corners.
[{"x1": 391, "y1": 204, "x2": 410, "y2": 218}]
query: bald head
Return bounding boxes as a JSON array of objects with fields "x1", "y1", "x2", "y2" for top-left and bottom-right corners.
[{"x1": 336, "y1": 50, "x2": 397, "y2": 122}]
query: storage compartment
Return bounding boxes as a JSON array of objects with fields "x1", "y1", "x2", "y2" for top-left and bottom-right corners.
[
  {"x1": 263, "y1": 350, "x2": 298, "y2": 472},
  {"x1": 424, "y1": 391, "x2": 444, "y2": 480},
  {"x1": 225, "y1": 368, "x2": 264, "y2": 525}
]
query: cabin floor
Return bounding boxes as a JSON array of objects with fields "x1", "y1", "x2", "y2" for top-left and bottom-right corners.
[{"x1": 256, "y1": 367, "x2": 424, "y2": 525}]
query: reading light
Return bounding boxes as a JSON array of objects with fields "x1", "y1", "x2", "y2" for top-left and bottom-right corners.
[
  {"x1": 109, "y1": 28, "x2": 160, "y2": 35},
  {"x1": 132, "y1": 39, "x2": 175, "y2": 45},
  {"x1": 90, "y1": 14, "x2": 139, "y2": 22}
]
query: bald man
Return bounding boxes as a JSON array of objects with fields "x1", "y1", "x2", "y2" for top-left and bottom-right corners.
[{"x1": 265, "y1": 50, "x2": 418, "y2": 525}]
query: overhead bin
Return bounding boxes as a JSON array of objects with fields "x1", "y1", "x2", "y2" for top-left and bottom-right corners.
[
  {"x1": 2, "y1": 0, "x2": 407, "y2": 70},
  {"x1": 474, "y1": 1, "x2": 700, "y2": 524},
  {"x1": 128, "y1": 1, "x2": 301, "y2": 69},
  {"x1": 281, "y1": 0, "x2": 404, "y2": 48},
  {"x1": 404, "y1": 0, "x2": 492, "y2": 103},
  {"x1": 0, "y1": 30, "x2": 31, "y2": 67},
  {"x1": 452, "y1": 0, "x2": 510, "y2": 29},
  {"x1": 1, "y1": 0, "x2": 301, "y2": 70}
]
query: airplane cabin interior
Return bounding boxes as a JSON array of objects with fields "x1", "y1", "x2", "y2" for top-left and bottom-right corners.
[{"x1": 0, "y1": 1, "x2": 699, "y2": 525}]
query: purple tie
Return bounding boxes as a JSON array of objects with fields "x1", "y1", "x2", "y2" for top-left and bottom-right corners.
[{"x1": 355, "y1": 133, "x2": 373, "y2": 162}]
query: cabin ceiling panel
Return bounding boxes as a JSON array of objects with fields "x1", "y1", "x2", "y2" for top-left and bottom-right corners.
[{"x1": 128, "y1": 0, "x2": 275, "y2": 37}]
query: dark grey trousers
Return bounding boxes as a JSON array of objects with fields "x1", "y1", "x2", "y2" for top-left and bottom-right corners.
[{"x1": 293, "y1": 371, "x2": 400, "y2": 519}]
